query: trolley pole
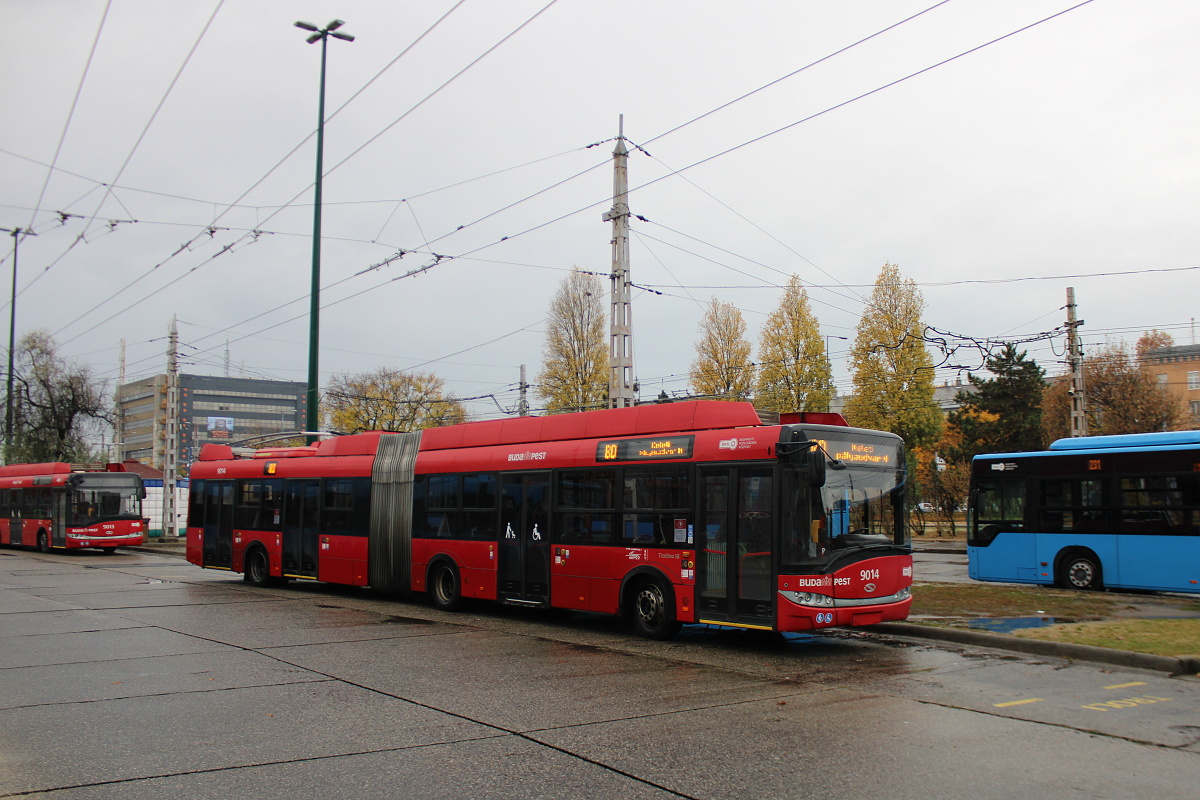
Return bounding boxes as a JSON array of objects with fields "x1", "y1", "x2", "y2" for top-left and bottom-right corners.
[
  {"x1": 604, "y1": 115, "x2": 634, "y2": 408},
  {"x1": 1066, "y1": 287, "x2": 1088, "y2": 437}
]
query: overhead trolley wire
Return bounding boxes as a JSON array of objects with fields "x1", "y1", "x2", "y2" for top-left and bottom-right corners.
[
  {"x1": 52, "y1": 0, "x2": 555, "y2": 343},
  {"x1": 22, "y1": 0, "x2": 113, "y2": 235},
  {"x1": 25, "y1": 0, "x2": 228, "y2": 295},
  {"x1": 355, "y1": 0, "x2": 1102, "y2": 297},
  {"x1": 48, "y1": 0, "x2": 472, "y2": 338}
]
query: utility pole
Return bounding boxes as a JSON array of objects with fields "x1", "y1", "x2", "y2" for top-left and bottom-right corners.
[
  {"x1": 518, "y1": 364, "x2": 529, "y2": 416},
  {"x1": 115, "y1": 338, "x2": 126, "y2": 462},
  {"x1": 1066, "y1": 287, "x2": 1088, "y2": 437},
  {"x1": 1, "y1": 226, "x2": 34, "y2": 462},
  {"x1": 604, "y1": 115, "x2": 634, "y2": 408},
  {"x1": 164, "y1": 317, "x2": 179, "y2": 537}
]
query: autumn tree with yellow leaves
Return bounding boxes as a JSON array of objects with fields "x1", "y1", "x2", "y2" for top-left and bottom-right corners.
[
  {"x1": 755, "y1": 275, "x2": 833, "y2": 413},
  {"x1": 689, "y1": 297, "x2": 755, "y2": 401},
  {"x1": 537, "y1": 268, "x2": 609, "y2": 413},
  {"x1": 323, "y1": 368, "x2": 466, "y2": 433},
  {"x1": 843, "y1": 263, "x2": 942, "y2": 450}
]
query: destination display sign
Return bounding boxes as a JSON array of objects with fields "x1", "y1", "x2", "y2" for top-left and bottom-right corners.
[
  {"x1": 805, "y1": 432, "x2": 900, "y2": 467},
  {"x1": 596, "y1": 435, "x2": 695, "y2": 463}
]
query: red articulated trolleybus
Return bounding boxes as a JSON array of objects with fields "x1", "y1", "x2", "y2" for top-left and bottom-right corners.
[
  {"x1": 186, "y1": 401, "x2": 912, "y2": 639},
  {"x1": 0, "y1": 462, "x2": 147, "y2": 553}
]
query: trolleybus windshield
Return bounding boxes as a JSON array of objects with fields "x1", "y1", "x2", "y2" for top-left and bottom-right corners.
[
  {"x1": 782, "y1": 431, "x2": 906, "y2": 566},
  {"x1": 68, "y1": 474, "x2": 144, "y2": 527}
]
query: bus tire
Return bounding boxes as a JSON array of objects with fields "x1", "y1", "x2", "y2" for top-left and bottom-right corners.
[
  {"x1": 630, "y1": 575, "x2": 682, "y2": 640},
  {"x1": 37, "y1": 531, "x2": 50, "y2": 554},
  {"x1": 244, "y1": 546, "x2": 278, "y2": 587},
  {"x1": 101, "y1": 547, "x2": 117, "y2": 555},
  {"x1": 1058, "y1": 550, "x2": 1103, "y2": 591},
  {"x1": 429, "y1": 561, "x2": 463, "y2": 612}
]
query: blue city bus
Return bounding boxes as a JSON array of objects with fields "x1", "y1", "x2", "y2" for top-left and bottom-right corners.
[{"x1": 968, "y1": 430, "x2": 1200, "y2": 593}]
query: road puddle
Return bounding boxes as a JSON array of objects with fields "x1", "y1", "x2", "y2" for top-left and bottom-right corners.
[{"x1": 966, "y1": 616, "x2": 1074, "y2": 633}]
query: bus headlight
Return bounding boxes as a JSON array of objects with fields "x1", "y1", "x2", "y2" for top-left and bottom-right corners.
[{"x1": 782, "y1": 590, "x2": 835, "y2": 608}]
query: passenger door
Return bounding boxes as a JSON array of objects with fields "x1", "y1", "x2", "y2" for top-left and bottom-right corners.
[
  {"x1": 697, "y1": 466, "x2": 775, "y2": 628},
  {"x1": 282, "y1": 479, "x2": 320, "y2": 578},
  {"x1": 202, "y1": 480, "x2": 234, "y2": 568},
  {"x1": 497, "y1": 472, "x2": 551, "y2": 606}
]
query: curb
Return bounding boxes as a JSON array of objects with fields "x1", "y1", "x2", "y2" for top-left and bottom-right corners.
[
  {"x1": 128, "y1": 544, "x2": 187, "y2": 556},
  {"x1": 870, "y1": 621, "x2": 1200, "y2": 676}
]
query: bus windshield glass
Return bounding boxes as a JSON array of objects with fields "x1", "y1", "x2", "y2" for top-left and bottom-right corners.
[
  {"x1": 69, "y1": 474, "x2": 144, "y2": 526},
  {"x1": 782, "y1": 431, "x2": 906, "y2": 566}
]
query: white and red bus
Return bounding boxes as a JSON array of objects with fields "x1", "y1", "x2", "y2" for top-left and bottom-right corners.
[
  {"x1": 0, "y1": 462, "x2": 147, "y2": 553},
  {"x1": 186, "y1": 401, "x2": 912, "y2": 639}
]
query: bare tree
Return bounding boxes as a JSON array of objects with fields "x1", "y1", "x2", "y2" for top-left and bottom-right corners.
[
  {"x1": 537, "y1": 268, "x2": 608, "y2": 413},
  {"x1": 7, "y1": 330, "x2": 109, "y2": 463}
]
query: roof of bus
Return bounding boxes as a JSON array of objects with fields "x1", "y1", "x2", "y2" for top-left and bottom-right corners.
[
  {"x1": 1048, "y1": 430, "x2": 1200, "y2": 451},
  {"x1": 417, "y1": 400, "x2": 765, "y2": 451},
  {"x1": 972, "y1": 429, "x2": 1200, "y2": 461},
  {"x1": 0, "y1": 462, "x2": 128, "y2": 478},
  {"x1": 197, "y1": 401, "x2": 772, "y2": 463}
]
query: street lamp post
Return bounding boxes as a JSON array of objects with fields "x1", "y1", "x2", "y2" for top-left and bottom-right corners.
[{"x1": 295, "y1": 19, "x2": 354, "y2": 440}]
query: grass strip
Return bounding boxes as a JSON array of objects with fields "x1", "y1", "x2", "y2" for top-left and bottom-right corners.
[
  {"x1": 1012, "y1": 619, "x2": 1200, "y2": 659},
  {"x1": 911, "y1": 582, "x2": 1122, "y2": 620}
]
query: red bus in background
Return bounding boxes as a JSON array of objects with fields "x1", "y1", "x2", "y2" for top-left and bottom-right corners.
[
  {"x1": 0, "y1": 462, "x2": 147, "y2": 553},
  {"x1": 186, "y1": 401, "x2": 912, "y2": 639}
]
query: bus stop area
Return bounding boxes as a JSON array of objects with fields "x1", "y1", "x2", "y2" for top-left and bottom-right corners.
[{"x1": 4, "y1": 545, "x2": 1200, "y2": 799}]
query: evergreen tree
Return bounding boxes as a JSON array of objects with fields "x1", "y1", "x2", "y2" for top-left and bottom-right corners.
[
  {"x1": 755, "y1": 275, "x2": 833, "y2": 413},
  {"x1": 843, "y1": 263, "x2": 942, "y2": 449},
  {"x1": 689, "y1": 298, "x2": 755, "y2": 401},
  {"x1": 537, "y1": 268, "x2": 608, "y2": 413},
  {"x1": 947, "y1": 344, "x2": 1046, "y2": 458}
]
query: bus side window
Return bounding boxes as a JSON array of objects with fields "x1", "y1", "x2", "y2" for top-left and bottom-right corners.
[
  {"x1": 188, "y1": 480, "x2": 206, "y2": 527},
  {"x1": 461, "y1": 473, "x2": 497, "y2": 541},
  {"x1": 970, "y1": 476, "x2": 1027, "y2": 547},
  {"x1": 556, "y1": 470, "x2": 616, "y2": 545}
]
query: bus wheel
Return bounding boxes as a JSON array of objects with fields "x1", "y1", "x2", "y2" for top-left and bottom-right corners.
[
  {"x1": 101, "y1": 547, "x2": 117, "y2": 555},
  {"x1": 631, "y1": 576, "x2": 682, "y2": 640},
  {"x1": 430, "y1": 562, "x2": 462, "y2": 612},
  {"x1": 37, "y1": 531, "x2": 50, "y2": 554},
  {"x1": 1059, "y1": 552, "x2": 1103, "y2": 591},
  {"x1": 244, "y1": 548, "x2": 276, "y2": 587}
]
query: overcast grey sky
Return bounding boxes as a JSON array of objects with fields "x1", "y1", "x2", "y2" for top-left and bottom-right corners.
[{"x1": 2, "y1": 0, "x2": 1197, "y2": 420}]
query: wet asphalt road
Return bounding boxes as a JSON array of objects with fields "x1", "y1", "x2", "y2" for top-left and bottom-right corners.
[{"x1": 2, "y1": 545, "x2": 1199, "y2": 799}]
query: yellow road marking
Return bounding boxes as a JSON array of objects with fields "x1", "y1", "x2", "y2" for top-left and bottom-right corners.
[
  {"x1": 697, "y1": 620, "x2": 774, "y2": 631},
  {"x1": 1104, "y1": 681, "x2": 1146, "y2": 690},
  {"x1": 993, "y1": 698, "x2": 1044, "y2": 708}
]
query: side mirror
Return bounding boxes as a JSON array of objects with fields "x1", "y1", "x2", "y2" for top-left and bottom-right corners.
[
  {"x1": 778, "y1": 435, "x2": 827, "y2": 488},
  {"x1": 805, "y1": 447, "x2": 826, "y2": 488}
]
